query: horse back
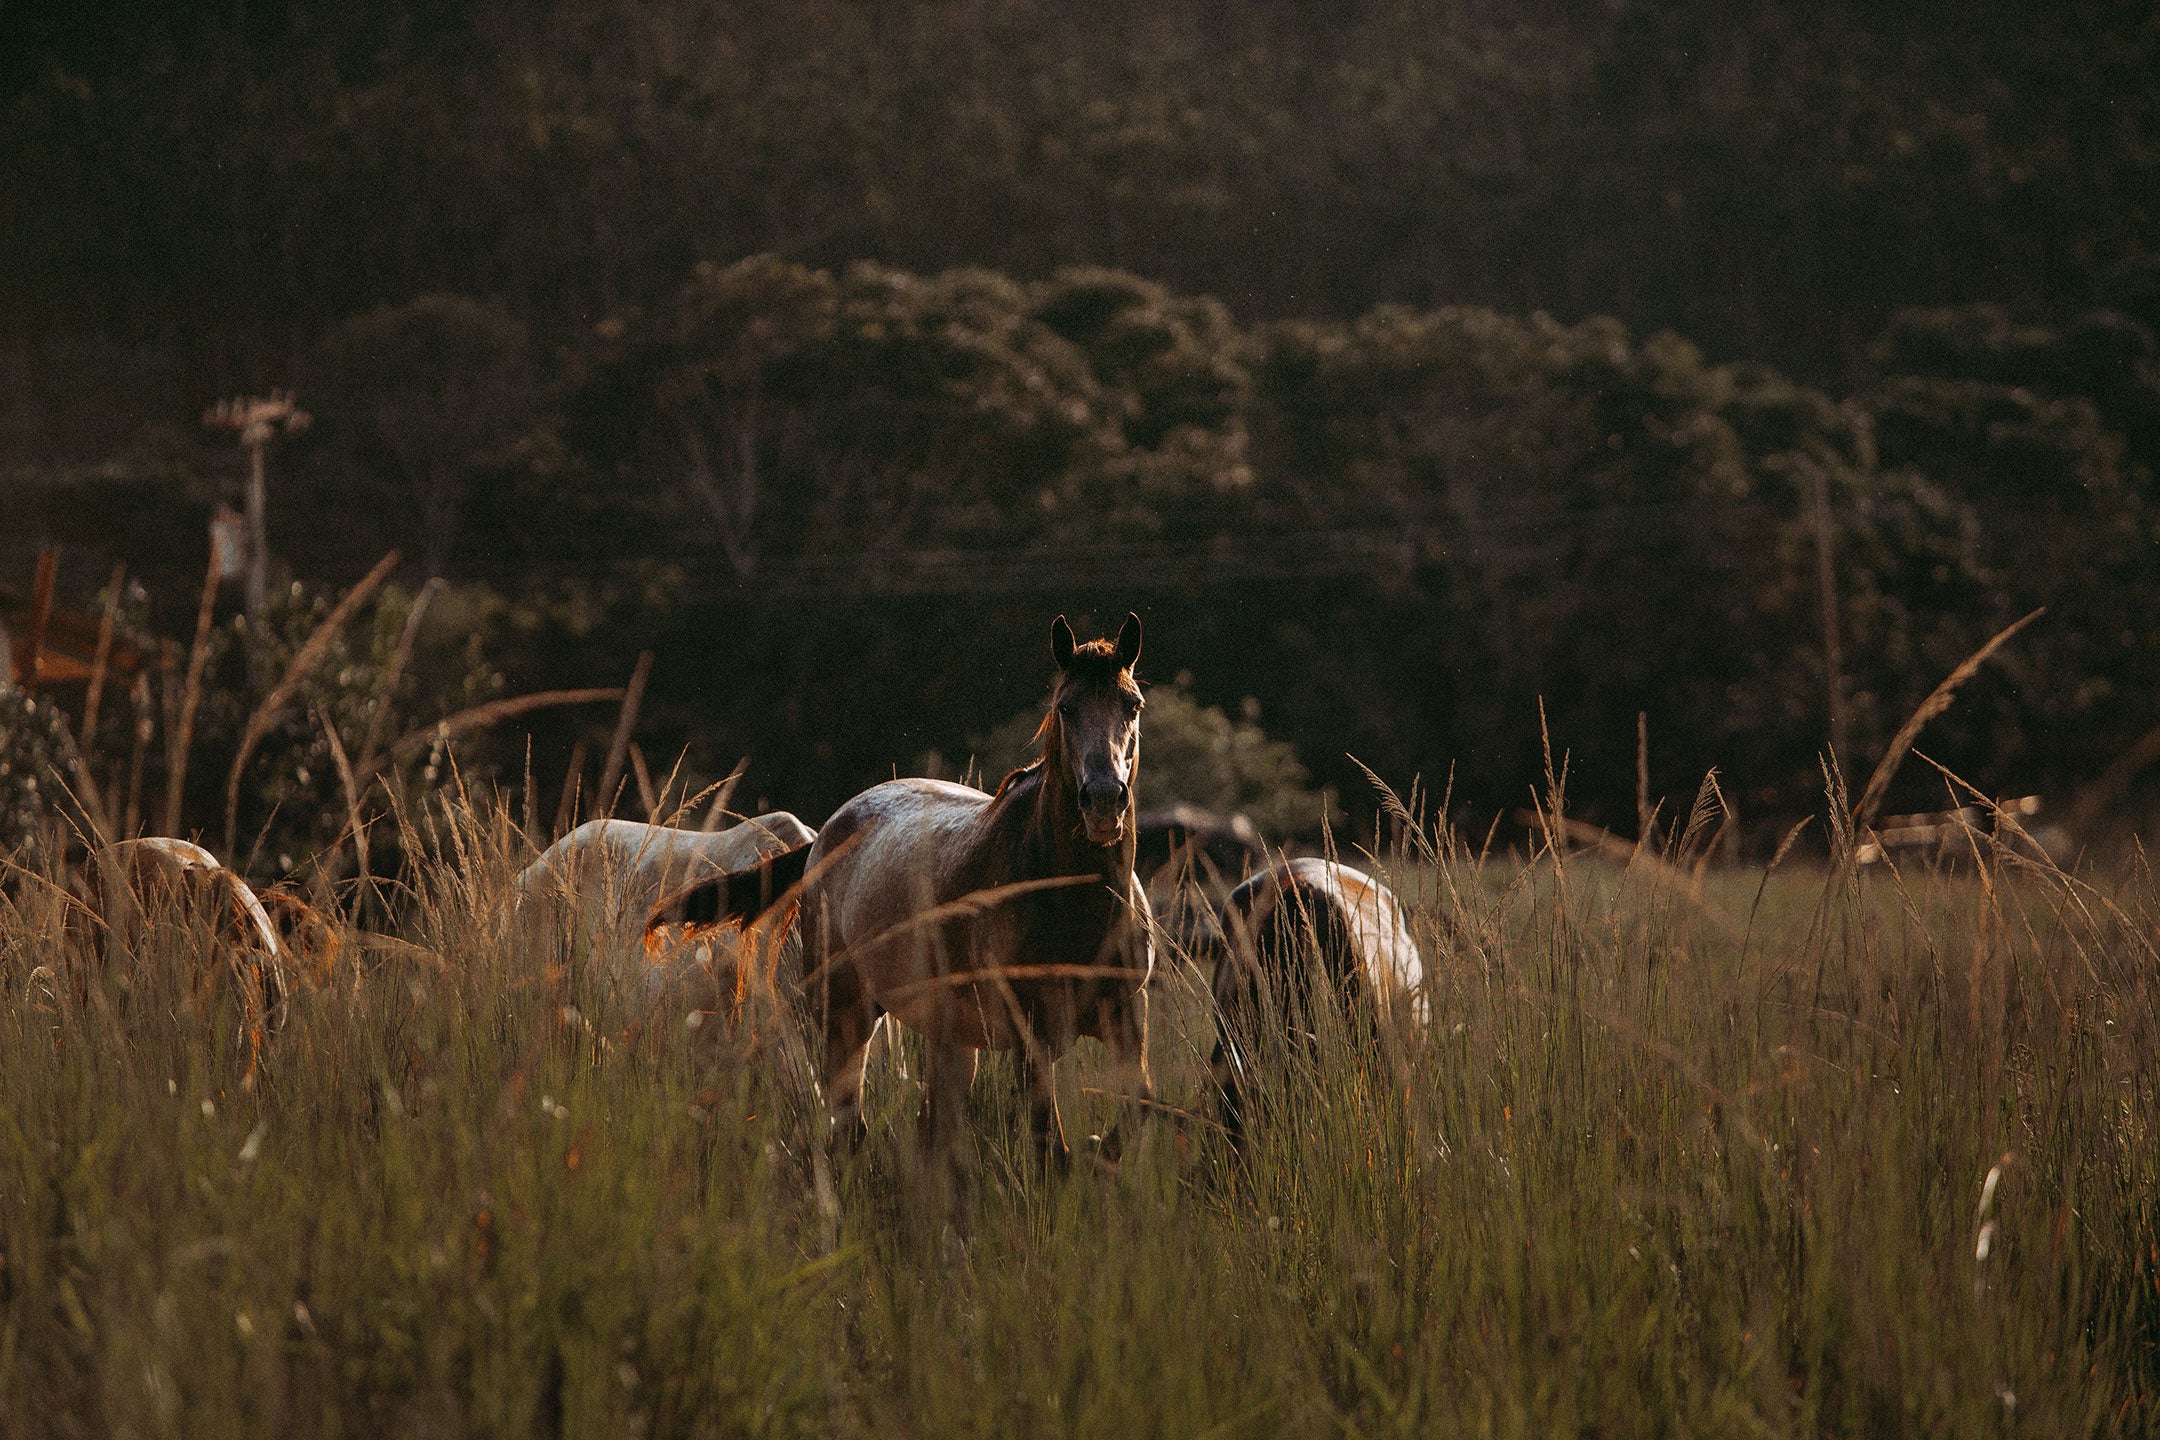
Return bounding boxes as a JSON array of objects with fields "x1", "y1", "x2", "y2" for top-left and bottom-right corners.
[
  {"x1": 804, "y1": 778, "x2": 993, "y2": 957},
  {"x1": 1215, "y1": 859, "x2": 1422, "y2": 1022}
]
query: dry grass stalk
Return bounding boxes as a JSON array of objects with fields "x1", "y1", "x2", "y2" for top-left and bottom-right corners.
[
  {"x1": 554, "y1": 737, "x2": 590, "y2": 838},
  {"x1": 1686, "y1": 772, "x2": 1733, "y2": 893},
  {"x1": 355, "y1": 575, "x2": 444, "y2": 776},
  {"x1": 79, "y1": 561, "x2": 125, "y2": 760},
  {"x1": 643, "y1": 749, "x2": 699, "y2": 828},
  {"x1": 222, "y1": 551, "x2": 401, "y2": 856},
  {"x1": 1635, "y1": 710, "x2": 1653, "y2": 853},
  {"x1": 123, "y1": 673, "x2": 151, "y2": 839},
  {"x1": 16, "y1": 546, "x2": 58, "y2": 696},
  {"x1": 1851, "y1": 608, "x2": 2044, "y2": 838},
  {"x1": 359, "y1": 688, "x2": 627, "y2": 784},
  {"x1": 1514, "y1": 808, "x2": 1740, "y2": 935},
  {"x1": 523, "y1": 735, "x2": 541, "y2": 845},
  {"x1": 162, "y1": 551, "x2": 223, "y2": 836},
  {"x1": 700, "y1": 762, "x2": 746, "y2": 832},
  {"x1": 596, "y1": 650, "x2": 655, "y2": 818},
  {"x1": 317, "y1": 706, "x2": 370, "y2": 905},
  {"x1": 629, "y1": 742, "x2": 660, "y2": 820}
]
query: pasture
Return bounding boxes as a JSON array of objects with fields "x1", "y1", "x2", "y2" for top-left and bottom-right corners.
[{"x1": 3, "y1": 791, "x2": 2154, "y2": 1439}]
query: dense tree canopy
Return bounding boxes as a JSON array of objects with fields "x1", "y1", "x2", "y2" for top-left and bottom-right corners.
[{"x1": 5, "y1": 0, "x2": 2157, "y2": 844}]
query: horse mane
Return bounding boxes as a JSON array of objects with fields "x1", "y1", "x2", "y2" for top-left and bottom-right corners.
[{"x1": 992, "y1": 755, "x2": 1044, "y2": 798}]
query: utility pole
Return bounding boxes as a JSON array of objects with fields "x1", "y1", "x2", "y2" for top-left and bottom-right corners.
[{"x1": 204, "y1": 391, "x2": 310, "y2": 616}]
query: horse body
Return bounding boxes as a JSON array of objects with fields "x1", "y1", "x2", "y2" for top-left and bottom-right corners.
[
  {"x1": 516, "y1": 816, "x2": 817, "y2": 911},
  {"x1": 516, "y1": 814, "x2": 815, "y2": 1024},
  {"x1": 65, "y1": 838, "x2": 291, "y2": 1079},
  {"x1": 1209, "y1": 857, "x2": 1424, "y2": 1140},
  {"x1": 81, "y1": 838, "x2": 284, "y2": 968},
  {"x1": 804, "y1": 773, "x2": 1153, "y2": 1053}
]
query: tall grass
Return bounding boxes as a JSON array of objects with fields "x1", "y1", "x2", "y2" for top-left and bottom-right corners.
[{"x1": 1, "y1": 791, "x2": 2154, "y2": 1437}]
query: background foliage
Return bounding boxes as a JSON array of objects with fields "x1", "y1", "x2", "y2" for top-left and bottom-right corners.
[{"x1": 5, "y1": 0, "x2": 2158, "y2": 843}]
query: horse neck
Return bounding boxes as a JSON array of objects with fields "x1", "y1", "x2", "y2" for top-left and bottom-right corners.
[{"x1": 1024, "y1": 715, "x2": 1133, "y2": 882}]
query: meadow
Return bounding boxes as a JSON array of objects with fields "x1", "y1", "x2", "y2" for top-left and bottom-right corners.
[{"x1": 1, "y1": 792, "x2": 2155, "y2": 1438}]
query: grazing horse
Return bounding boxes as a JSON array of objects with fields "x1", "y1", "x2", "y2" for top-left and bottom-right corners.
[
  {"x1": 515, "y1": 814, "x2": 815, "y2": 1025},
  {"x1": 1207, "y1": 857, "x2": 1424, "y2": 1144},
  {"x1": 256, "y1": 886, "x2": 347, "y2": 989},
  {"x1": 66, "y1": 837, "x2": 291, "y2": 1078},
  {"x1": 666, "y1": 613, "x2": 1155, "y2": 1165}
]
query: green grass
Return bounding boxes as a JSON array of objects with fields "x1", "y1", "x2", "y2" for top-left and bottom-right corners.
[{"x1": 2, "y1": 801, "x2": 2155, "y2": 1437}]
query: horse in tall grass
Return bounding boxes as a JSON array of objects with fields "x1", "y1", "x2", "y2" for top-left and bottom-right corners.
[
  {"x1": 62, "y1": 837, "x2": 291, "y2": 1083},
  {"x1": 665, "y1": 613, "x2": 1155, "y2": 1166},
  {"x1": 1207, "y1": 857, "x2": 1423, "y2": 1144},
  {"x1": 516, "y1": 814, "x2": 816, "y2": 1027}
]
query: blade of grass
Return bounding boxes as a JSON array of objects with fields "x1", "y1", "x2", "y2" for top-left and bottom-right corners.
[
  {"x1": 317, "y1": 705, "x2": 370, "y2": 915},
  {"x1": 596, "y1": 650, "x2": 654, "y2": 819},
  {"x1": 222, "y1": 551, "x2": 401, "y2": 857},
  {"x1": 1852, "y1": 608, "x2": 2043, "y2": 838},
  {"x1": 80, "y1": 561, "x2": 125, "y2": 764},
  {"x1": 355, "y1": 574, "x2": 444, "y2": 777},
  {"x1": 162, "y1": 548, "x2": 222, "y2": 836},
  {"x1": 359, "y1": 689, "x2": 627, "y2": 784}
]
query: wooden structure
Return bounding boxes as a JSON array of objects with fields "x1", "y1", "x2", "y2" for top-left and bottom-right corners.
[{"x1": 0, "y1": 549, "x2": 148, "y2": 692}]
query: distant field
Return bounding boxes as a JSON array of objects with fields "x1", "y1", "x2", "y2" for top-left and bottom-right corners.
[{"x1": 2, "y1": 808, "x2": 2155, "y2": 1437}]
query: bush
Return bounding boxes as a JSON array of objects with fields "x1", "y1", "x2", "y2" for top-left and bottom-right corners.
[
  {"x1": 0, "y1": 684, "x2": 88, "y2": 870},
  {"x1": 966, "y1": 674, "x2": 1330, "y2": 839}
]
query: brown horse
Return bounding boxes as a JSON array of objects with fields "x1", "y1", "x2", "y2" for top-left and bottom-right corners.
[{"x1": 664, "y1": 613, "x2": 1155, "y2": 1165}]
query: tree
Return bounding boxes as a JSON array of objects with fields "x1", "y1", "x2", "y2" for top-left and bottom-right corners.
[
  {"x1": 1857, "y1": 302, "x2": 2160, "y2": 801},
  {"x1": 309, "y1": 295, "x2": 544, "y2": 579}
]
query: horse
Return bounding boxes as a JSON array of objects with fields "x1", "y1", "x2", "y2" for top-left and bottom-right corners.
[
  {"x1": 515, "y1": 814, "x2": 816, "y2": 1028},
  {"x1": 255, "y1": 886, "x2": 348, "y2": 989},
  {"x1": 1206, "y1": 857, "x2": 1424, "y2": 1144},
  {"x1": 662, "y1": 613, "x2": 1155, "y2": 1167},
  {"x1": 63, "y1": 837, "x2": 291, "y2": 1081}
]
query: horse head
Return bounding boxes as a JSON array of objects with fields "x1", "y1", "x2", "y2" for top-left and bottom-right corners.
[{"x1": 1046, "y1": 611, "x2": 1144, "y2": 846}]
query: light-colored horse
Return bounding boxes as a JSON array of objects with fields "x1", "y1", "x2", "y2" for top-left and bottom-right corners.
[
  {"x1": 670, "y1": 614, "x2": 1156, "y2": 1165},
  {"x1": 515, "y1": 814, "x2": 814, "y2": 1026},
  {"x1": 65, "y1": 837, "x2": 291, "y2": 1079},
  {"x1": 1207, "y1": 857, "x2": 1424, "y2": 1143}
]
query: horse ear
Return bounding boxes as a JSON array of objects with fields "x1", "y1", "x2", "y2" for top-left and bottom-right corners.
[
  {"x1": 1115, "y1": 611, "x2": 1142, "y2": 670},
  {"x1": 1051, "y1": 614, "x2": 1076, "y2": 671}
]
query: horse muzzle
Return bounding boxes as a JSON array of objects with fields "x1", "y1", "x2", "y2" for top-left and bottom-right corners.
[
  {"x1": 1078, "y1": 778, "x2": 1129, "y2": 845},
  {"x1": 1080, "y1": 811, "x2": 1127, "y2": 846}
]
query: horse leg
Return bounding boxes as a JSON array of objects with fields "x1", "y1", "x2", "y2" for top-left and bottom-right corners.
[
  {"x1": 1208, "y1": 936, "x2": 1267, "y2": 1151},
  {"x1": 917, "y1": 1039, "x2": 979, "y2": 1159},
  {"x1": 1208, "y1": 1033, "x2": 1246, "y2": 1150},
  {"x1": 1020, "y1": 1041, "x2": 1069, "y2": 1173},
  {"x1": 1108, "y1": 987, "x2": 1153, "y2": 1100},
  {"x1": 813, "y1": 959, "x2": 882, "y2": 1143},
  {"x1": 1092, "y1": 990, "x2": 1153, "y2": 1164},
  {"x1": 795, "y1": 886, "x2": 883, "y2": 1141}
]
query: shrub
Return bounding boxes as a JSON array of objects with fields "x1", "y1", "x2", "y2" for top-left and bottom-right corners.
[{"x1": 967, "y1": 674, "x2": 1330, "y2": 838}]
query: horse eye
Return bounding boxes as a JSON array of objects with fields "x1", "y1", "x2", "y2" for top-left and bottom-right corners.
[{"x1": 1057, "y1": 700, "x2": 1078, "y2": 718}]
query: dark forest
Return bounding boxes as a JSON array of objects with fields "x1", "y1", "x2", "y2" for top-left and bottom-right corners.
[{"x1": 7, "y1": 0, "x2": 2158, "y2": 848}]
